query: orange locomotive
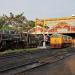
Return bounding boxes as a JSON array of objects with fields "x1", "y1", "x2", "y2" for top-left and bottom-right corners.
[{"x1": 50, "y1": 33, "x2": 72, "y2": 48}]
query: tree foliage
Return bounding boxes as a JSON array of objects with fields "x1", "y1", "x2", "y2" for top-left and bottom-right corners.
[
  {"x1": 0, "y1": 17, "x2": 6, "y2": 29},
  {"x1": 0, "y1": 12, "x2": 34, "y2": 33},
  {"x1": 28, "y1": 20, "x2": 35, "y2": 28}
]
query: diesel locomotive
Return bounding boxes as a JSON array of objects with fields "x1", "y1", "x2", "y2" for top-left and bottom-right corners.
[{"x1": 50, "y1": 33, "x2": 72, "y2": 48}]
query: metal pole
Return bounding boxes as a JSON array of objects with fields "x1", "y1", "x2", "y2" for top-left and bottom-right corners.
[
  {"x1": 27, "y1": 31, "x2": 29, "y2": 48},
  {"x1": 43, "y1": 19, "x2": 46, "y2": 48}
]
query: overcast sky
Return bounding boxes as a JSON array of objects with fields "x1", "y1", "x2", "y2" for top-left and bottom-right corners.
[{"x1": 0, "y1": 0, "x2": 75, "y2": 20}]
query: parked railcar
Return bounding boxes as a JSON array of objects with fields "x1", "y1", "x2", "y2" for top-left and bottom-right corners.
[
  {"x1": 72, "y1": 38, "x2": 75, "y2": 47},
  {"x1": 62, "y1": 35, "x2": 72, "y2": 47},
  {"x1": 0, "y1": 30, "x2": 23, "y2": 51},
  {"x1": 50, "y1": 33, "x2": 72, "y2": 48}
]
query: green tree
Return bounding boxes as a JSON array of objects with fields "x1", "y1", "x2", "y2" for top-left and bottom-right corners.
[
  {"x1": 0, "y1": 12, "x2": 34, "y2": 33},
  {"x1": 0, "y1": 17, "x2": 6, "y2": 29},
  {"x1": 28, "y1": 20, "x2": 35, "y2": 28}
]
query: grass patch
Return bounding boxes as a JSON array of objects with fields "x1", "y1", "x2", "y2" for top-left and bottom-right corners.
[{"x1": 0, "y1": 48, "x2": 38, "y2": 55}]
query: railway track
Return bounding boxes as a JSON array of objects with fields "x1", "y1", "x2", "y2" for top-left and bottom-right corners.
[
  {"x1": 0, "y1": 48, "x2": 52, "y2": 72},
  {"x1": 0, "y1": 47, "x2": 75, "y2": 75}
]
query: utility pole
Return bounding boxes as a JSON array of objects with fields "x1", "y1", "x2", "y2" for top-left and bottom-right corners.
[{"x1": 42, "y1": 19, "x2": 46, "y2": 48}]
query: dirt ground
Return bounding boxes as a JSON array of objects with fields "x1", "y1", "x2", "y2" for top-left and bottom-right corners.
[{"x1": 18, "y1": 54, "x2": 75, "y2": 75}]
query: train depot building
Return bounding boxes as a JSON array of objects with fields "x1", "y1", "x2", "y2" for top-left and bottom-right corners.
[
  {"x1": 29, "y1": 16, "x2": 75, "y2": 37},
  {"x1": 28, "y1": 16, "x2": 75, "y2": 48}
]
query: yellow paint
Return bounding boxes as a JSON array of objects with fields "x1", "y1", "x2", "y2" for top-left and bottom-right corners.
[{"x1": 50, "y1": 38, "x2": 62, "y2": 44}]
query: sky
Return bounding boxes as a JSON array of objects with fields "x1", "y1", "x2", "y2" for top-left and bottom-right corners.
[{"x1": 0, "y1": 0, "x2": 75, "y2": 20}]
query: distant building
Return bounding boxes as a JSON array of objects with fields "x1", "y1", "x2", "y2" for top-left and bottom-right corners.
[{"x1": 29, "y1": 16, "x2": 75, "y2": 34}]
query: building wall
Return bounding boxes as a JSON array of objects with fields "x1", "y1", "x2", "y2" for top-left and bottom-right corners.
[{"x1": 34, "y1": 16, "x2": 75, "y2": 34}]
